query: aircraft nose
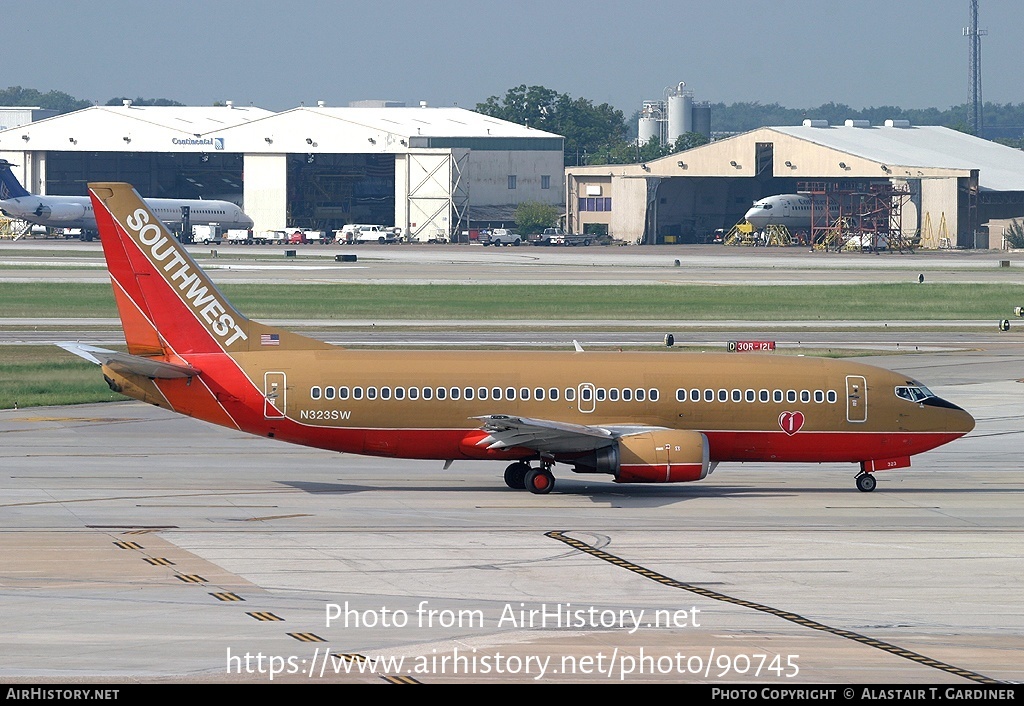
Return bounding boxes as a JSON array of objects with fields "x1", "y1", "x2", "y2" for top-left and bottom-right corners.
[{"x1": 950, "y1": 405, "x2": 975, "y2": 436}]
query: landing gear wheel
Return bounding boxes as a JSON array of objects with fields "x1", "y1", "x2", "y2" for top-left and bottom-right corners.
[
  {"x1": 856, "y1": 472, "x2": 877, "y2": 493},
  {"x1": 525, "y1": 468, "x2": 554, "y2": 495},
  {"x1": 503, "y1": 462, "x2": 530, "y2": 490}
]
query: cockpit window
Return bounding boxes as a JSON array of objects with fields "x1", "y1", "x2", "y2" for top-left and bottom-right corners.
[{"x1": 895, "y1": 386, "x2": 933, "y2": 402}]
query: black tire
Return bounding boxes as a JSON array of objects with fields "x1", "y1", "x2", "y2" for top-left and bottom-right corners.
[
  {"x1": 583, "y1": 239, "x2": 591, "y2": 246},
  {"x1": 512, "y1": 239, "x2": 520, "y2": 246},
  {"x1": 525, "y1": 468, "x2": 554, "y2": 495},
  {"x1": 856, "y1": 473, "x2": 877, "y2": 492},
  {"x1": 503, "y1": 462, "x2": 530, "y2": 490}
]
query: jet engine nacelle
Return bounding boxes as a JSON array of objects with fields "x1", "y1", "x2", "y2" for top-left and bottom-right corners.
[
  {"x1": 35, "y1": 202, "x2": 86, "y2": 222},
  {"x1": 574, "y1": 429, "x2": 715, "y2": 483}
]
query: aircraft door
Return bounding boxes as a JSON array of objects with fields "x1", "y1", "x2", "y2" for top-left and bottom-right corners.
[
  {"x1": 578, "y1": 383, "x2": 596, "y2": 414},
  {"x1": 264, "y1": 372, "x2": 287, "y2": 419},
  {"x1": 846, "y1": 375, "x2": 867, "y2": 423}
]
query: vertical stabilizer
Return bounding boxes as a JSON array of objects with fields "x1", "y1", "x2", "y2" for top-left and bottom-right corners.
[{"x1": 88, "y1": 182, "x2": 330, "y2": 356}]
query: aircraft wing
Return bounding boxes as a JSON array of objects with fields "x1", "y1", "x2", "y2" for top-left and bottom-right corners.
[
  {"x1": 57, "y1": 342, "x2": 200, "y2": 379},
  {"x1": 474, "y1": 414, "x2": 631, "y2": 454}
]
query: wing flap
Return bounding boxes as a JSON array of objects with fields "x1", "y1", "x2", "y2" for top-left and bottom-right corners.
[{"x1": 473, "y1": 414, "x2": 616, "y2": 454}]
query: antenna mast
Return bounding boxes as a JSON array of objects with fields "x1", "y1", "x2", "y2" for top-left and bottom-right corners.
[{"x1": 964, "y1": 0, "x2": 987, "y2": 136}]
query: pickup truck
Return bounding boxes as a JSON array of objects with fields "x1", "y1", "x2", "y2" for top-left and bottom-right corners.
[
  {"x1": 482, "y1": 228, "x2": 522, "y2": 246},
  {"x1": 531, "y1": 228, "x2": 592, "y2": 247}
]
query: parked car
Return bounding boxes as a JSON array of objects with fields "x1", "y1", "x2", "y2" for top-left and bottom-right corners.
[{"x1": 483, "y1": 228, "x2": 522, "y2": 246}]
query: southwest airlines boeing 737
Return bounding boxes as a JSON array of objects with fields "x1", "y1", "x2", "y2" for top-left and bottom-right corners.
[
  {"x1": 61, "y1": 183, "x2": 974, "y2": 494},
  {"x1": 0, "y1": 161, "x2": 252, "y2": 234}
]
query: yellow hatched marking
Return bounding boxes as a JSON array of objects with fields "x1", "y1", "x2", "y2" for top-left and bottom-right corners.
[
  {"x1": 288, "y1": 633, "x2": 326, "y2": 643},
  {"x1": 175, "y1": 574, "x2": 206, "y2": 583},
  {"x1": 210, "y1": 592, "x2": 244, "y2": 602},
  {"x1": 247, "y1": 612, "x2": 284, "y2": 622}
]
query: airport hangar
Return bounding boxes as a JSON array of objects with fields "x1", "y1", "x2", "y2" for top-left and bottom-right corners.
[
  {"x1": 0, "y1": 102, "x2": 565, "y2": 240},
  {"x1": 566, "y1": 120, "x2": 1024, "y2": 248}
]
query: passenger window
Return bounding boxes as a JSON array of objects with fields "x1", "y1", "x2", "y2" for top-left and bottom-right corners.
[
  {"x1": 422, "y1": 387, "x2": 433, "y2": 400},
  {"x1": 690, "y1": 389, "x2": 699, "y2": 402},
  {"x1": 520, "y1": 387, "x2": 530, "y2": 400},
  {"x1": 436, "y1": 387, "x2": 447, "y2": 400},
  {"x1": 581, "y1": 387, "x2": 592, "y2": 401},
  {"x1": 505, "y1": 387, "x2": 515, "y2": 400},
  {"x1": 622, "y1": 388, "x2": 632, "y2": 401},
  {"x1": 367, "y1": 387, "x2": 378, "y2": 400},
  {"x1": 549, "y1": 388, "x2": 559, "y2": 401},
  {"x1": 745, "y1": 389, "x2": 755, "y2": 402},
  {"x1": 732, "y1": 389, "x2": 742, "y2": 402},
  {"x1": 409, "y1": 387, "x2": 419, "y2": 400},
  {"x1": 380, "y1": 387, "x2": 391, "y2": 400},
  {"x1": 534, "y1": 387, "x2": 545, "y2": 400},
  {"x1": 464, "y1": 387, "x2": 474, "y2": 400},
  {"x1": 353, "y1": 387, "x2": 364, "y2": 400},
  {"x1": 814, "y1": 390, "x2": 824, "y2": 403},
  {"x1": 596, "y1": 388, "x2": 606, "y2": 401},
  {"x1": 450, "y1": 387, "x2": 460, "y2": 400},
  {"x1": 395, "y1": 387, "x2": 405, "y2": 400},
  {"x1": 787, "y1": 390, "x2": 796, "y2": 403},
  {"x1": 339, "y1": 387, "x2": 349, "y2": 400},
  {"x1": 565, "y1": 388, "x2": 576, "y2": 401},
  {"x1": 325, "y1": 387, "x2": 335, "y2": 400},
  {"x1": 773, "y1": 389, "x2": 783, "y2": 403},
  {"x1": 801, "y1": 390, "x2": 810, "y2": 403},
  {"x1": 649, "y1": 389, "x2": 659, "y2": 402},
  {"x1": 492, "y1": 387, "x2": 501, "y2": 400},
  {"x1": 759, "y1": 389, "x2": 769, "y2": 403},
  {"x1": 705, "y1": 389, "x2": 715, "y2": 402},
  {"x1": 676, "y1": 389, "x2": 686, "y2": 402},
  {"x1": 478, "y1": 387, "x2": 488, "y2": 400},
  {"x1": 311, "y1": 386, "x2": 321, "y2": 400},
  {"x1": 609, "y1": 388, "x2": 619, "y2": 401},
  {"x1": 827, "y1": 390, "x2": 837, "y2": 403},
  {"x1": 635, "y1": 389, "x2": 645, "y2": 402}
]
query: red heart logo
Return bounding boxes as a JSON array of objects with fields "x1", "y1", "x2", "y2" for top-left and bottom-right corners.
[{"x1": 779, "y1": 411, "x2": 805, "y2": 435}]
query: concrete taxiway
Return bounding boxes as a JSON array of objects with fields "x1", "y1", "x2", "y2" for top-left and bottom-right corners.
[
  {"x1": 0, "y1": 241, "x2": 1021, "y2": 683},
  {"x1": 0, "y1": 344, "x2": 1021, "y2": 684}
]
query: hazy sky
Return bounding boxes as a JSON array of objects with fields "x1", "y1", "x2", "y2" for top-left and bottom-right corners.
[{"x1": 7, "y1": 0, "x2": 1021, "y2": 114}]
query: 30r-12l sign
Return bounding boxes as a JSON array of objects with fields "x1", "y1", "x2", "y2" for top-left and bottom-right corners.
[{"x1": 728, "y1": 340, "x2": 776, "y2": 352}]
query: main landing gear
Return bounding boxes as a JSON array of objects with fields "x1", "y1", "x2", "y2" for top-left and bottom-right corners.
[
  {"x1": 855, "y1": 471, "x2": 877, "y2": 493},
  {"x1": 504, "y1": 461, "x2": 555, "y2": 494}
]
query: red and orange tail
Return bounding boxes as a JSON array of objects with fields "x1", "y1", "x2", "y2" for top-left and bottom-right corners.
[{"x1": 88, "y1": 183, "x2": 330, "y2": 357}]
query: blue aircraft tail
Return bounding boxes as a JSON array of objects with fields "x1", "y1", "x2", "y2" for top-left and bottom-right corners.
[{"x1": 0, "y1": 160, "x2": 31, "y2": 199}]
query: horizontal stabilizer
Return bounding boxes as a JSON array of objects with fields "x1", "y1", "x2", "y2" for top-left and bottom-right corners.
[{"x1": 57, "y1": 342, "x2": 200, "y2": 379}]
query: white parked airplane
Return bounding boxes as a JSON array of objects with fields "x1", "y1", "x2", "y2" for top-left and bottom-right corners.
[
  {"x1": 744, "y1": 194, "x2": 841, "y2": 231},
  {"x1": 0, "y1": 160, "x2": 253, "y2": 236}
]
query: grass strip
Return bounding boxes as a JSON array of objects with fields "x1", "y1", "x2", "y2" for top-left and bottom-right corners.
[{"x1": 1, "y1": 282, "x2": 1021, "y2": 320}]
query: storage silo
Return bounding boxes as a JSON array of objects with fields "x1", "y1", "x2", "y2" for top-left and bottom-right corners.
[
  {"x1": 692, "y1": 101, "x2": 711, "y2": 137},
  {"x1": 666, "y1": 82, "x2": 693, "y2": 143},
  {"x1": 638, "y1": 100, "x2": 665, "y2": 144}
]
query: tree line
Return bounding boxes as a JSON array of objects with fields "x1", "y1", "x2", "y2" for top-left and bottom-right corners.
[{"x1": 2, "y1": 84, "x2": 1020, "y2": 158}]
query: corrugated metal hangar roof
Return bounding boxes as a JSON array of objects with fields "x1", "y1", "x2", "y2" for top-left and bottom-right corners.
[
  {"x1": 772, "y1": 124, "x2": 1024, "y2": 192},
  {"x1": 0, "y1": 104, "x2": 561, "y2": 154}
]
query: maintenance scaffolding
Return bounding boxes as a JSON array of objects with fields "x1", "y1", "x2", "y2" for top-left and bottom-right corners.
[{"x1": 797, "y1": 181, "x2": 916, "y2": 254}]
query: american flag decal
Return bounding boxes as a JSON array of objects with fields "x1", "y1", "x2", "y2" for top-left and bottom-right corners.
[{"x1": 260, "y1": 334, "x2": 280, "y2": 346}]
